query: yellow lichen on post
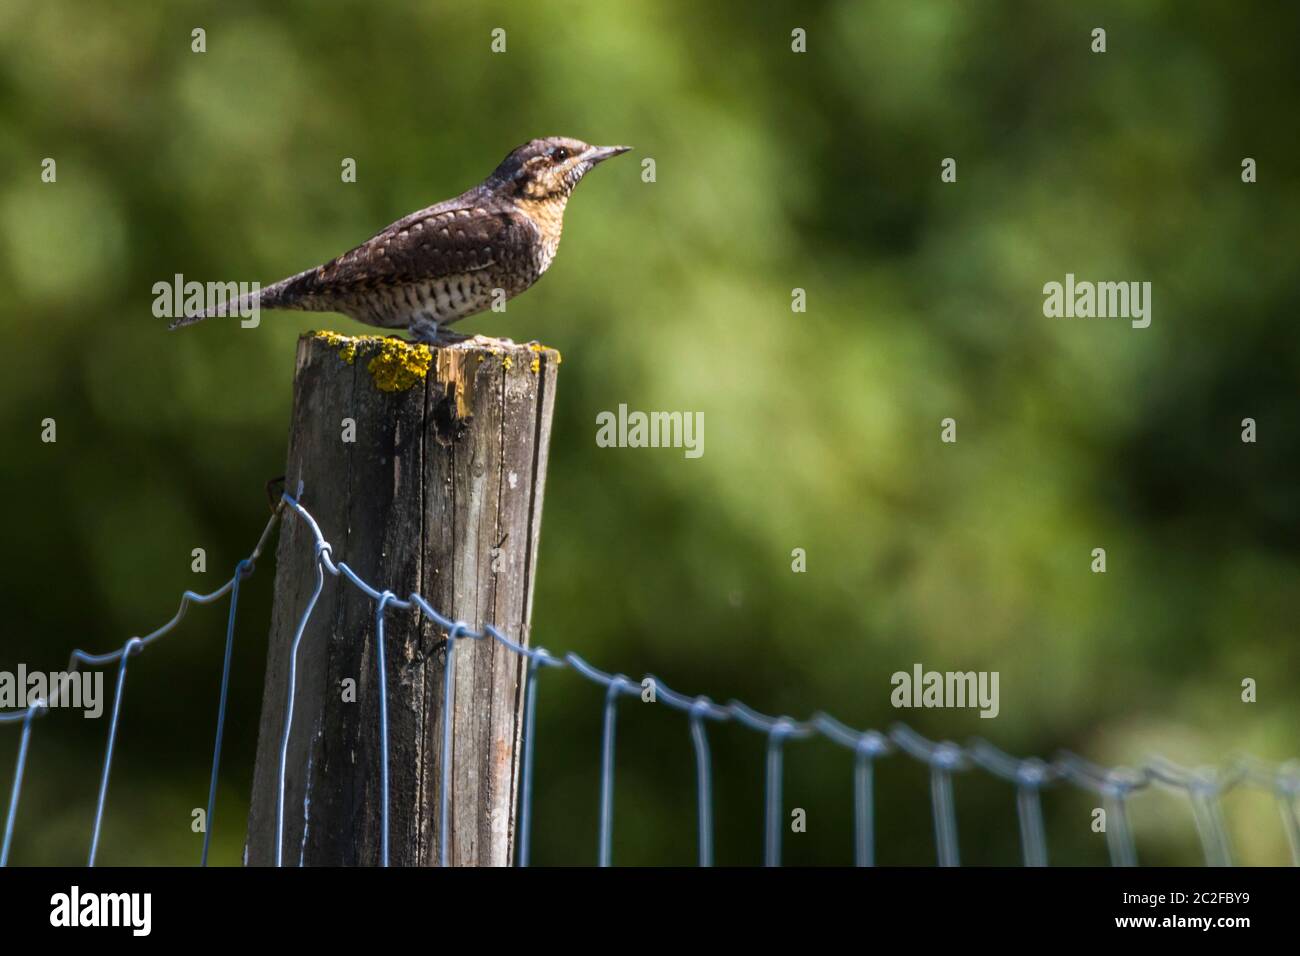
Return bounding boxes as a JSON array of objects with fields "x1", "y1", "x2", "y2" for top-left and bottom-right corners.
[
  {"x1": 313, "y1": 330, "x2": 359, "y2": 364},
  {"x1": 529, "y1": 342, "x2": 562, "y2": 365},
  {"x1": 366, "y1": 338, "x2": 433, "y2": 392},
  {"x1": 311, "y1": 331, "x2": 432, "y2": 392}
]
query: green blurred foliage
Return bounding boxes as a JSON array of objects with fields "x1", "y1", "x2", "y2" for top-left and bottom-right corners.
[{"x1": 1, "y1": 0, "x2": 1297, "y2": 866}]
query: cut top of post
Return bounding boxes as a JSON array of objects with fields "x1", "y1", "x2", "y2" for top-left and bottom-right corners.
[{"x1": 308, "y1": 330, "x2": 562, "y2": 415}]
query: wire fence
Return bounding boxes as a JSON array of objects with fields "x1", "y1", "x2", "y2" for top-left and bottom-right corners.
[{"x1": 3, "y1": 490, "x2": 1298, "y2": 868}]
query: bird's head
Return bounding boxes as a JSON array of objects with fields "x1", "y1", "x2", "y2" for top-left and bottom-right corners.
[{"x1": 490, "y1": 137, "x2": 631, "y2": 202}]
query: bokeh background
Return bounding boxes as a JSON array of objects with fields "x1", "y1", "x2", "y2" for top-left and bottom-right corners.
[{"x1": 1, "y1": 1, "x2": 1297, "y2": 866}]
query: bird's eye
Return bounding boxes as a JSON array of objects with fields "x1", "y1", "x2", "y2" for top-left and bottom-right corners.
[{"x1": 548, "y1": 146, "x2": 569, "y2": 162}]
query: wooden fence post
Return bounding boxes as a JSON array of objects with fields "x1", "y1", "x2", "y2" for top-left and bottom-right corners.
[{"x1": 244, "y1": 331, "x2": 559, "y2": 866}]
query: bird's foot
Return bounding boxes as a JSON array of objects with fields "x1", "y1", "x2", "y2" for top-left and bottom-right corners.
[
  {"x1": 438, "y1": 332, "x2": 517, "y2": 350},
  {"x1": 407, "y1": 318, "x2": 515, "y2": 350},
  {"x1": 407, "y1": 319, "x2": 470, "y2": 346},
  {"x1": 431, "y1": 329, "x2": 473, "y2": 345}
]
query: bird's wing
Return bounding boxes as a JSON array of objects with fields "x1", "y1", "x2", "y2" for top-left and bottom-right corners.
[
  {"x1": 297, "y1": 196, "x2": 538, "y2": 295},
  {"x1": 169, "y1": 195, "x2": 540, "y2": 327}
]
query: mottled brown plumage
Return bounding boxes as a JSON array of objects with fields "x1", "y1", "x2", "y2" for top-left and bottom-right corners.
[{"x1": 170, "y1": 137, "x2": 630, "y2": 341}]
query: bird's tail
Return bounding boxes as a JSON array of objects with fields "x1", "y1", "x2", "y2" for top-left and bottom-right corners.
[
  {"x1": 168, "y1": 291, "x2": 260, "y2": 330},
  {"x1": 167, "y1": 268, "x2": 318, "y2": 330}
]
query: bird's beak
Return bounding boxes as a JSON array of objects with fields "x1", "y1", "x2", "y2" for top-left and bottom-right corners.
[{"x1": 584, "y1": 145, "x2": 632, "y2": 164}]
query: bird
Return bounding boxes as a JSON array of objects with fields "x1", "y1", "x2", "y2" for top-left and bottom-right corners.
[{"x1": 169, "y1": 136, "x2": 631, "y2": 342}]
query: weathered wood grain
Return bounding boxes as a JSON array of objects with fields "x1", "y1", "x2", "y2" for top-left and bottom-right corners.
[{"x1": 245, "y1": 332, "x2": 558, "y2": 866}]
